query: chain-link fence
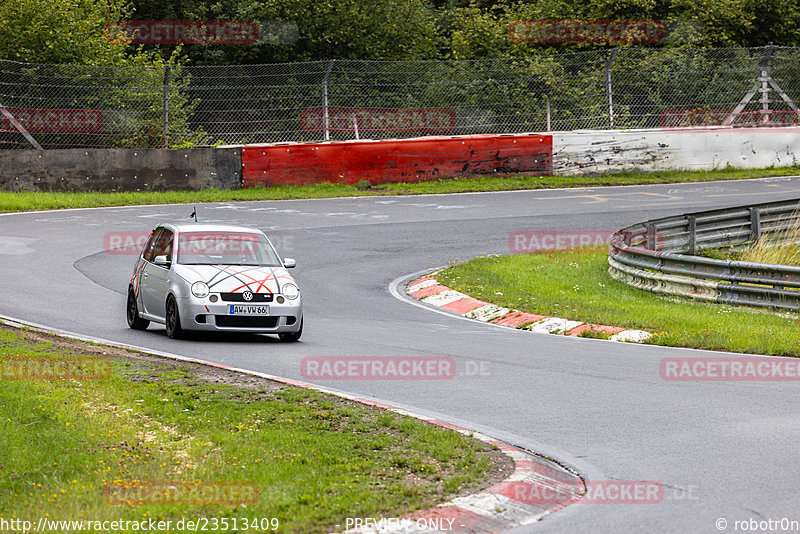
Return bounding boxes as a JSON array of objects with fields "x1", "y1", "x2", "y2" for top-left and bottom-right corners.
[{"x1": 2, "y1": 46, "x2": 800, "y2": 149}]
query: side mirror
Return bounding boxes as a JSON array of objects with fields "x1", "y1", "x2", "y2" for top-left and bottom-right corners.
[
  {"x1": 283, "y1": 257, "x2": 296, "y2": 268},
  {"x1": 153, "y1": 255, "x2": 170, "y2": 267}
]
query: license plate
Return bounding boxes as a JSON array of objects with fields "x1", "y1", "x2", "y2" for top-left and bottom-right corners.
[{"x1": 228, "y1": 305, "x2": 270, "y2": 315}]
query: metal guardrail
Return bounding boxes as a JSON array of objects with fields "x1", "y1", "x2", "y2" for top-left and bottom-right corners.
[{"x1": 608, "y1": 198, "x2": 800, "y2": 310}]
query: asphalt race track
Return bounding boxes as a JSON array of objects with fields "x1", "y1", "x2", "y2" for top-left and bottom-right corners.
[{"x1": 3, "y1": 177, "x2": 800, "y2": 533}]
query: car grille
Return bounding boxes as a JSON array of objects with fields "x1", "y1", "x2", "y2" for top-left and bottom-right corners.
[
  {"x1": 220, "y1": 292, "x2": 273, "y2": 302},
  {"x1": 215, "y1": 315, "x2": 279, "y2": 328}
]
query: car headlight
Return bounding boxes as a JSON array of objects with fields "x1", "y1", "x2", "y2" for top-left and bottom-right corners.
[
  {"x1": 282, "y1": 283, "x2": 299, "y2": 300},
  {"x1": 191, "y1": 282, "x2": 210, "y2": 298}
]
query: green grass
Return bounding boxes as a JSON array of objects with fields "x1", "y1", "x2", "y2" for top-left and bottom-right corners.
[
  {"x1": 2, "y1": 165, "x2": 798, "y2": 212},
  {"x1": 697, "y1": 245, "x2": 747, "y2": 262},
  {"x1": 700, "y1": 243, "x2": 800, "y2": 266},
  {"x1": 436, "y1": 247, "x2": 800, "y2": 357},
  {"x1": 0, "y1": 328, "x2": 494, "y2": 533},
  {"x1": 698, "y1": 218, "x2": 800, "y2": 266}
]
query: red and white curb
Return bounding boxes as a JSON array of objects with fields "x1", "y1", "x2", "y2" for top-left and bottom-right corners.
[
  {"x1": 340, "y1": 417, "x2": 584, "y2": 534},
  {"x1": 407, "y1": 275, "x2": 652, "y2": 343},
  {"x1": 0, "y1": 313, "x2": 585, "y2": 533}
]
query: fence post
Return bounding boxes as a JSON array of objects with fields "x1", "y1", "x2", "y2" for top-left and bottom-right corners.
[
  {"x1": 759, "y1": 44, "x2": 776, "y2": 125},
  {"x1": 605, "y1": 48, "x2": 619, "y2": 128},
  {"x1": 163, "y1": 65, "x2": 170, "y2": 148},
  {"x1": 322, "y1": 59, "x2": 336, "y2": 141},
  {"x1": 546, "y1": 97, "x2": 551, "y2": 132}
]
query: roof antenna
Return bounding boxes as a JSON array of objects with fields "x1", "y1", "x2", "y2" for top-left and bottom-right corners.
[{"x1": 189, "y1": 206, "x2": 197, "y2": 222}]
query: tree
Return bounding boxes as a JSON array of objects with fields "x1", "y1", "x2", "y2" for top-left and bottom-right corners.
[
  {"x1": 0, "y1": 0, "x2": 137, "y2": 65},
  {"x1": 124, "y1": 0, "x2": 439, "y2": 65},
  {"x1": 0, "y1": 0, "x2": 205, "y2": 148}
]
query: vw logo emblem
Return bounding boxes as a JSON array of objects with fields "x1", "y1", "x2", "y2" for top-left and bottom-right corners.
[{"x1": 242, "y1": 291, "x2": 253, "y2": 301}]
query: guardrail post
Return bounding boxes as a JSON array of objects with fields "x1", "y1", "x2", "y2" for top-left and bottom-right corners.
[
  {"x1": 646, "y1": 223, "x2": 656, "y2": 250},
  {"x1": 749, "y1": 207, "x2": 761, "y2": 243},
  {"x1": 687, "y1": 215, "x2": 697, "y2": 255},
  {"x1": 622, "y1": 231, "x2": 631, "y2": 246}
]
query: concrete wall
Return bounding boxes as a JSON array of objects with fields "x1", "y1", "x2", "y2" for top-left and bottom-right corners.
[
  {"x1": 552, "y1": 127, "x2": 800, "y2": 175},
  {"x1": 2, "y1": 128, "x2": 800, "y2": 192},
  {"x1": 0, "y1": 148, "x2": 241, "y2": 192}
]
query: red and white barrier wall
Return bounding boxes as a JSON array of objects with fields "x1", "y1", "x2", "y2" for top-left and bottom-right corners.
[
  {"x1": 238, "y1": 127, "x2": 800, "y2": 187},
  {"x1": 4, "y1": 126, "x2": 800, "y2": 193},
  {"x1": 241, "y1": 134, "x2": 552, "y2": 187}
]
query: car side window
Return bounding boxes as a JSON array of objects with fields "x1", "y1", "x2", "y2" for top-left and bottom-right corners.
[
  {"x1": 149, "y1": 229, "x2": 174, "y2": 264},
  {"x1": 143, "y1": 229, "x2": 163, "y2": 262},
  {"x1": 158, "y1": 230, "x2": 174, "y2": 260}
]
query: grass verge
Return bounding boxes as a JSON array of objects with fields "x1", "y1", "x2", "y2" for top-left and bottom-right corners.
[
  {"x1": 0, "y1": 326, "x2": 509, "y2": 533},
  {"x1": 2, "y1": 166, "x2": 798, "y2": 213},
  {"x1": 436, "y1": 247, "x2": 800, "y2": 357},
  {"x1": 701, "y1": 243, "x2": 800, "y2": 266},
  {"x1": 699, "y1": 214, "x2": 800, "y2": 266}
]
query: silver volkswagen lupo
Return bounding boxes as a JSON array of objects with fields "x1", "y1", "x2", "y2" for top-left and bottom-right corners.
[{"x1": 126, "y1": 223, "x2": 302, "y2": 341}]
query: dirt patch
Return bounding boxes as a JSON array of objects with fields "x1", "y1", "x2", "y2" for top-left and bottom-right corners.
[{"x1": 14, "y1": 327, "x2": 286, "y2": 392}]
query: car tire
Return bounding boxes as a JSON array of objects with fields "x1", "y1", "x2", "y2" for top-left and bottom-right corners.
[
  {"x1": 126, "y1": 286, "x2": 150, "y2": 330},
  {"x1": 165, "y1": 295, "x2": 184, "y2": 339},
  {"x1": 278, "y1": 317, "x2": 302, "y2": 342}
]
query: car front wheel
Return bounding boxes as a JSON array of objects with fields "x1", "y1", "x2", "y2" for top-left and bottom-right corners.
[
  {"x1": 126, "y1": 287, "x2": 150, "y2": 330},
  {"x1": 278, "y1": 317, "x2": 302, "y2": 342},
  {"x1": 165, "y1": 295, "x2": 184, "y2": 339}
]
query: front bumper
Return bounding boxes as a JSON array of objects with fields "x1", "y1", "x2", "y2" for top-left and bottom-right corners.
[{"x1": 176, "y1": 295, "x2": 302, "y2": 333}]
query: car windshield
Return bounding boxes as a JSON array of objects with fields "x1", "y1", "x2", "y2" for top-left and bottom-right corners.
[{"x1": 177, "y1": 231, "x2": 281, "y2": 266}]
